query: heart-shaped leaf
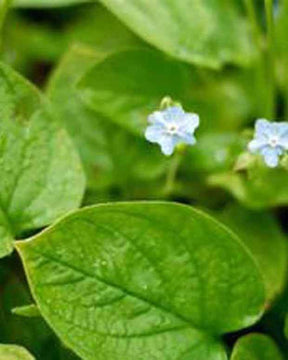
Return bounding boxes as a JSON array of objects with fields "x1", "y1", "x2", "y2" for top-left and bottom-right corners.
[
  {"x1": 17, "y1": 202, "x2": 265, "y2": 360},
  {"x1": 0, "y1": 344, "x2": 35, "y2": 360},
  {"x1": 0, "y1": 63, "x2": 85, "y2": 258},
  {"x1": 98, "y1": 0, "x2": 255, "y2": 68},
  {"x1": 231, "y1": 334, "x2": 284, "y2": 360}
]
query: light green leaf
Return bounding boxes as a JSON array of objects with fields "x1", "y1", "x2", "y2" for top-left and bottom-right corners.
[
  {"x1": 13, "y1": 0, "x2": 90, "y2": 7},
  {"x1": 98, "y1": 0, "x2": 255, "y2": 68},
  {"x1": 231, "y1": 334, "x2": 284, "y2": 360},
  {"x1": 48, "y1": 45, "x2": 168, "y2": 193},
  {"x1": 12, "y1": 304, "x2": 40, "y2": 318},
  {"x1": 0, "y1": 62, "x2": 85, "y2": 258},
  {"x1": 17, "y1": 202, "x2": 265, "y2": 360},
  {"x1": 78, "y1": 48, "x2": 193, "y2": 136},
  {"x1": 217, "y1": 206, "x2": 287, "y2": 303},
  {"x1": 208, "y1": 165, "x2": 288, "y2": 208},
  {"x1": 79, "y1": 49, "x2": 258, "y2": 137},
  {"x1": 0, "y1": 344, "x2": 35, "y2": 360}
]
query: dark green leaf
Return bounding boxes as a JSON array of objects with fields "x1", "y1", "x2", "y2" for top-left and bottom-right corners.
[{"x1": 14, "y1": 0, "x2": 90, "y2": 7}]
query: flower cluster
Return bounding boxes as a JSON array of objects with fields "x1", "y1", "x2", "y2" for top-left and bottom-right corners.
[{"x1": 145, "y1": 101, "x2": 288, "y2": 169}]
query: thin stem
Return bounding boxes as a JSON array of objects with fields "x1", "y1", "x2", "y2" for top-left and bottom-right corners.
[
  {"x1": 243, "y1": 0, "x2": 263, "y2": 47},
  {"x1": 163, "y1": 149, "x2": 184, "y2": 196},
  {"x1": 265, "y1": 0, "x2": 276, "y2": 118},
  {"x1": 0, "y1": 0, "x2": 13, "y2": 44}
]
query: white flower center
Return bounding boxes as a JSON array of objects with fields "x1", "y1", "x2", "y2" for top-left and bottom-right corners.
[
  {"x1": 166, "y1": 124, "x2": 179, "y2": 135},
  {"x1": 268, "y1": 136, "x2": 279, "y2": 148}
]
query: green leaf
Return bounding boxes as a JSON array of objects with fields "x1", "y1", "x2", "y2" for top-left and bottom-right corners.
[
  {"x1": 0, "y1": 62, "x2": 85, "y2": 258},
  {"x1": 47, "y1": 45, "x2": 168, "y2": 194},
  {"x1": 217, "y1": 206, "x2": 288, "y2": 303},
  {"x1": 13, "y1": 0, "x2": 90, "y2": 7},
  {"x1": 79, "y1": 49, "x2": 258, "y2": 137},
  {"x1": 12, "y1": 304, "x2": 40, "y2": 318},
  {"x1": 208, "y1": 165, "x2": 288, "y2": 208},
  {"x1": 98, "y1": 0, "x2": 255, "y2": 68},
  {"x1": 231, "y1": 334, "x2": 284, "y2": 360},
  {"x1": 17, "y1": 202, "x2": 265, "y2": 360},
  {"x1": 187, "y1": 133, "x2": 245, "y2": 174},
  {"x1": 78, "y1": 49, "x2": 193, "y2": 136},
  {"x1": 0, "y1": 344, "x2": 35, "y2": 360}
]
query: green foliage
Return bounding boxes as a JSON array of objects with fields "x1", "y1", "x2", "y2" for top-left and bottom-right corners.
[
  {"x1": 12, "y1": 304, "x2": 40, "y2": 318},
  {"x1": 98, "y1": 0, "x2": 255, "y2": 68},
  {"x1": 209, "y1": 162, "x2": 288, "y2": 208},
  {"x1": 14, "y1": 0, "x2": 90, "y2": 7},
  {"x1": 47, "y1": 45, "x2": 168, "y2": 195},
  {"x1": 231, "y1": 334, "x2": 284, "y2": 360},
  {"x1": 0, "y1": 0, "x2": 288, "y2": 359},
  {"x1": 0, "y1": 344, "x2": 35, "y2": 360},
  {"x1": 0, "y1": 63, "x2": 85, "y2": 257},
  {"x1": 17, "y1": 202, "x2": 265, "y2": 360},
  {"x1": 217, "y1": 206, "x2": 288, "y2": 302}
]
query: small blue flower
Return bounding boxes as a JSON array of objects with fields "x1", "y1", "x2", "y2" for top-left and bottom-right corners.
[
  {"x1": 248, "y1": 119, "x2": 288, "y2": 168},
  {"x1": 145, "y1": 105, "x2": 200, "y2": 156}
]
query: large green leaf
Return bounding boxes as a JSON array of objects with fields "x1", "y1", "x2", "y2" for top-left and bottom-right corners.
[
  {"x1": 98, "y1": 0, "x2": 255, "y2": 68},
  {"x1": 0, "y1": 344, "x2": 35, "y2": 360},
  {"x1": 231, "y1": 334, "x2": 284, "y2": 360},
  {"x1": 0, "y1": 63, "x2": 85, "y2": 258},
  {"x1": 217, "y1": 206, "x2": 287, "y2": 303},
  {"x1": 17, "y1": 202, "x2": 265, "y2": 360},
  {"x1": 47, "y1": 45, "x2": 168, "y2": 195}
]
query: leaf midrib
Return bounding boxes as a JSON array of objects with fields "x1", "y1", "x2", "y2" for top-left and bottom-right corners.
[{"x1": 28, "y1": 246, "x2": 206, "y2": 334}]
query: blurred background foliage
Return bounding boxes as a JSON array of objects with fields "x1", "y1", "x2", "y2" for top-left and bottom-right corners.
[{"x1": 1, "y1": 0, "x2": 288, "y2": 359}]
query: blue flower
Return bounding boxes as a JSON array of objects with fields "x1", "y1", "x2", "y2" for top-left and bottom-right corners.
[
  {"x1": 145, "y1": 106, "x2": 200, "y2": 156},
  {"x1": 248, "y1": 119, "x2": 288, "y2": 168}
]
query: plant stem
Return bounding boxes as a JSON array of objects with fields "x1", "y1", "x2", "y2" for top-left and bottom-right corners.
[
  {"x1": 243, "y1": 0, "x2": 263, "y2": 47},
  {"x1": 163, "y1": 149, "x2": 184, "y2": 196},
  {"x1": 265, "y1": 0, "x2": 276, "y2": 118},
  {"x1": 0, "y1": 0, "x2": 13, "y2": 46}
]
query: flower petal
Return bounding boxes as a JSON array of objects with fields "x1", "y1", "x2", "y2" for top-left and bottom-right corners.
[
  {"x1": 163, "y1": 106, "x2": 185, "y2": 123},
  {"x1": 255, "y1": 118, "x2": 271, "y2": 138},
  {"x1": 248, "y1": 139, "x2": 266, "y2": 153},
  {"x1": 148, "y1": 111, "x2": 166, "y2": 125},
  {"x1": 180, "y1": 113, "x2": 200, "y2": 133},
  {"x1": 261, "y1": 147, "x2": 280, "y2": 168},
  {"x1": 180, "y1": 133, "x2": 196, "y2": 145},
  {"x1": 159, "y1": 135, "x2": 176, "y2": 156},
  {"x1": 276, "y1": 122, "x2": 288, "y2": 136},
  {"x1": 278, "y1": 137, "x2": 288, "y2": 149},
  {"x1": 145, "y1": 125, "x2": 163, "y2": 143}
]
